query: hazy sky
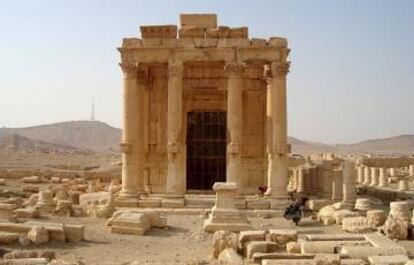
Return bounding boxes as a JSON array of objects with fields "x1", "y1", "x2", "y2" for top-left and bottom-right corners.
[{"x1": 1, "y1": 0, "x2": 413, "y2": 144}]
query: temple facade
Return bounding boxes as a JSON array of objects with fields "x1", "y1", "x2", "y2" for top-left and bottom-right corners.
[{"x1": 118, "y1": 14, "x2": 290, "y2": 204}]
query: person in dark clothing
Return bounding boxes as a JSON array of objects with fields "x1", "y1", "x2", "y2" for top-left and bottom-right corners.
[{"x1": 284, "y1": 192, "x2": 309, "y2": 226}]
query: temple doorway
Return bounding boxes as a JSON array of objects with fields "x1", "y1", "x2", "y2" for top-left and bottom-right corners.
[{"x1": 186, "y1": 111, "x2": 227, "y2": 190}]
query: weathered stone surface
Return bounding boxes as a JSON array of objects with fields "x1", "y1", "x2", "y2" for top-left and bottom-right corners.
[
  {"x1": 228, "y1": 27, "x2": 248, "y2": 38},
  {"x1": 268, "y1": 37, "x2": 288, "y2": 47},
  {"x1": 111, "y1": 212, "x2": 151, "y2": 235},
  {"x1": 22, "y1": 176, "x2": 41, "y2": 184},
  {"x1": 286, "y1": 241, "x2": 301, "y2": 253},
  {"x1": 334, "y1": 210, "x2": 360, "y2": 225},
  {"x1": 212, "y1": 230, "x2": 238, "y2": 258},
  {"x1": 252, "y1": 253, "x2": 315, "y2": 263},
  {"x1": 244, "y1": 241, "x2": 277, "y2": 259},
  {"x1": 389, "y1": 201, "x2": 411, "y2": 222},
  {"x1": 340, "y1": 246, "x2": 407, "y2": 261},
  {"x1": 306, "y1": 234, "x2": 365, "y2": 242},
  {"x1": 318, "y1": 205, "x2": 336, "y2": 225},
  {"x1": 301, "y1": 241, "x2": 335, "y2": 254},
  {"x1": 3, "y1": 250, "x2": 55, "y2": 260},
  {"x1": 27, "y1": 226, "x2": 49, "y2": 245},
  {"x1": 314, "y1": 254, "x2": 340, "y2": 265},
  {"x1": 368, "y1": 255, "x2": 408, "y2": 265},
  {"x1": 179, "y1": 26, "x2": 205, "y2": 38},
  {"x1": 238, "y1": 230, "x2": 266, "y2": 249},
  {"x1": 269, "y1": 229, "x2": 298, "y2": 246},
  {"x1": 354, "y1": 198, "x2": 372, "y2": 211},
  {"x1": 0, "y1": 258, "x2": 49, "y2": 264},
  {"x1": 367, "y1": 209, "x2": 386, "y2": 227},
  {"x1": 140, "y1": 25, "x2": 177, "y2": 38},
  {"x1": 206, "y1": 26, "x2": 229, "y2": 38},
  {"x1": 384, "y1": 215, "x2": 409, "y2": 240},
  {"x1": 0, "y1": 232, "x2": 19, "y2": 244},
  {"x1": 180, "y1": 14, "x2": 217, "y2": 29},
  {"x1": 262, "y1": 259, "x2": 313, "y2": 265},
  {"x1": 217, "y1": 248, "x2": 243, "y2": 265},
  {"x1": 342, "y1": 217, "x2": 374, "y2": 233}
]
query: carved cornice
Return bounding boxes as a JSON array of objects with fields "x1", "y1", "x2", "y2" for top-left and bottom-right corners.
[{"x1": 224, "y1": 62, "x2": 245, "y2": 76}]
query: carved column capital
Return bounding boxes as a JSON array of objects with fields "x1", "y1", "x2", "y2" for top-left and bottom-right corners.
[
  {"x1": 270, "y1": 61, "x2": 290, "y2": 77},
  {"x1": 136, "y1": 65, "x2": 149, "y2": 85},
  {"x1": 119, "y1": 62, "x2": 138, "y2": 77},
  {"x1": 225, "y1": 62, "x2": 245, "y2": 76},
  {"x1": 168, "y1": 61, "x2": 183, "y2": 78}
]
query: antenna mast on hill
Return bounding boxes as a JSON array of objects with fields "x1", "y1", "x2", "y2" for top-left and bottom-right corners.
[{"x1": 90, "y1": 100, "x2": 95, "y2": 121}]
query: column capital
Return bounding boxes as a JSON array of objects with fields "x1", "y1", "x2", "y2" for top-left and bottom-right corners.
[
  {"x1": 136, "y1": 65, "x2": 149, "y2": 85},
  {"x1": 270, "y1": 61, "x2": 290, "y2": 77},
  {"x1": 168, "y1": 61, "x2": 183, "y2": 78},
  {"x1": 225, "y1": 62, "x2": 245, "y2": 76},
  {"x1": 119, "y1": 62, "x2": 138, "y2": 76}
]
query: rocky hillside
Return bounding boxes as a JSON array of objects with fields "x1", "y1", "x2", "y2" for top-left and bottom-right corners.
[
  {"x1": 0, "y1": 120, "x2": 413, "y2": 155},
  {"x1": 0, "y1": 121, "x2": 121, "y2": 153}
]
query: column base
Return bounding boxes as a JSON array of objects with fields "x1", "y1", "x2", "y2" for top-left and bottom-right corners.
[{"x1": 116, "y1": 191, "x2": 140, "y2": 207}]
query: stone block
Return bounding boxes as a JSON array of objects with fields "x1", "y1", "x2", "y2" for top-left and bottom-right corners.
[
  {"x1": 140, "y1": 25, "x2": 177, "y2": 38},
  {"x1": 13, "y1": 208, "x2": 39, "y2": 219},
  {"x1": 269, "y1": 229, "x2": 298, "y2": 246},
  {"x1": 161, "y1": 198, "x2": 184, "y2": 208},
  {"x1": 238, "y1": 230, "x2": 266, "y2": 249},
  {"x1": 251, "y1": 38, "x2": 267, "y2": 46},
  {"x1": 22, "y1": 176, "x2": 41, "y2": 184},
  {"x1": 27, "y1": 226, "x2": 49, "y2": 245},
  {"x1": 306, "y1": 234, "x2": 366, "y2": 242},
  {"x1": 180, "y1": 14, "x2": 217, "y2": 29},
  {"x1": 368, "y1": 255, "x2": 408, "y2": 265},
  {"x1": 334, "y1": 210, "x2": 360, "y2": 224},
  {"x1": 366, "y1": 209, "x2": 386, "y2": 227},
  {"x1": 340, "y1": 259, "x2": 366, "y2": 265},
  {"x1": 342, "y1": 217, "x2": 374, "y2": 233},
  {"x1": 111, "y1": 212, "x2": 151, "y2": 235},
  {"x1": 286, "y1": 241, "x2": 301, "y2": 253},
  {"x1": 213, "y1": 230, "x2": 238, "y2": 258},
  {"x1": 262, "y1": 259, "x2": 314, "y2": 265},
  {"x1": 314, "y1": 254, "x2": 340, "y2": 265},
  {"x1": 229, "y1": 27, "x2": 248, "y2": 38},
  {"x1": 244, "y1": 241, "x2": 277, "y2": 259},
  {"x1": 179, "y1": 26, "x2": 205, "y2": 38},
  {"x1": 0, "y1": 258, "x2": 49, "y2": 264},
  {"x1": 0, "y1": 203, "x2": 18, "y2": 220},
  {"x1": 217, "y1": 248, "x2": 243, "y2": 265},
  {"x1": 252, "y1": 253, "x2": 315, "y2": 263},
  {"x1": 139, "y1": 198, "x2": 161, "y2": 208},
  {"x1": 206, "y1": 26, "x2": 229, "y2": 38},
  {"x1": 301, "y1": 241, "x2": 336, "y2": 254},
  {"x1": 63, "y1": 224, "x2": 84, "y2": 242},
  {"x1": 268, "y1": 37, "x2": 288, "y2": 47},
  {"x1": 217, "y1": 38, "x2": 250, "y2": 48},
  {"x1": 340, "y1": 246, "x2": 407, "y2": 261},
  {"x1": 0, "y1": 232, "x2": 19, "y2": 244}
]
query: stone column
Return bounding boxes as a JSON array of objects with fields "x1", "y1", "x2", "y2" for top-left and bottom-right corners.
[
  {"x1": 119, "y1": 62, "x2": 140, "y2": 201},
  {"x1": 378, "y1": 167, "x2": 388, "y2": 187},
  {"x1": 332, "y1": 169, "x2": 343, "y2": 200},
  {"x1": 225, "y1": 62, "x2": 244, "y2": 190},
  {"x1": 390, "y1": 168, "x2": 396, "y2": 177},
  {"x1": 165, "y1": 61, "x2": 185, "y2": 200},
  {"x1": 342, "y1": 161, "x2": 356, "y2": 207},
  {"x1": 409, "y1": 165, "x2": 414, "y2": 177},
  {"x1": 363, "y1": 166, "x2": 370, "y2": 185},
  {"x1": 297, "y1": 167, "x2": 305, "y2": 194},
  {"x1": 267, "y1": 61, "x2": 290, "y2": 199},
  {"x1": 370, "y1": 167, "x2": 379, "y2": 186},
  {"x1": 357, "y1": 166, "x2": 364, "y2": 184}
]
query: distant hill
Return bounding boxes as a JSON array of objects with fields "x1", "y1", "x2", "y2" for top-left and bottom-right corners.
[
  {"x1": 335, "y1": 135, "x2": 414, "y2": 155},
  {"x1": 0, "y1": 120, "x2": 413, "y2": 155},
  {"x1": 0, "y1": 132, "x2": 89, "y2": 154},
  {"x1": 0, "y1": 121, "x2": 121, "y2": 153}
]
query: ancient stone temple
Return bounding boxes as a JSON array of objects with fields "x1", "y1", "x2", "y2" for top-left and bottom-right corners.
[{"x1": 117, "y1": 14, "x2": 290, "y2": 205}]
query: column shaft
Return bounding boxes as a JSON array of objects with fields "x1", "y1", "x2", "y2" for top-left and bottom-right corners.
[
  {"x1": 267, "y1": 61, "x2": 290, "y2": 198},
  {"x1": 165, "y1": 61, "x2": 185, "y2": 197},
  {"x1": 225, "y1": 63, "x2": 244, "y2": 189},
  {"x1": 119, "y1": 63, "x2": 140, "y2": 198}
]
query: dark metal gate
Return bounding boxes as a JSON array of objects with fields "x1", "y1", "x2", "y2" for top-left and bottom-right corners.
[{"x1": 186, "y1": 111, "x2": 226, "y2": 190}]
